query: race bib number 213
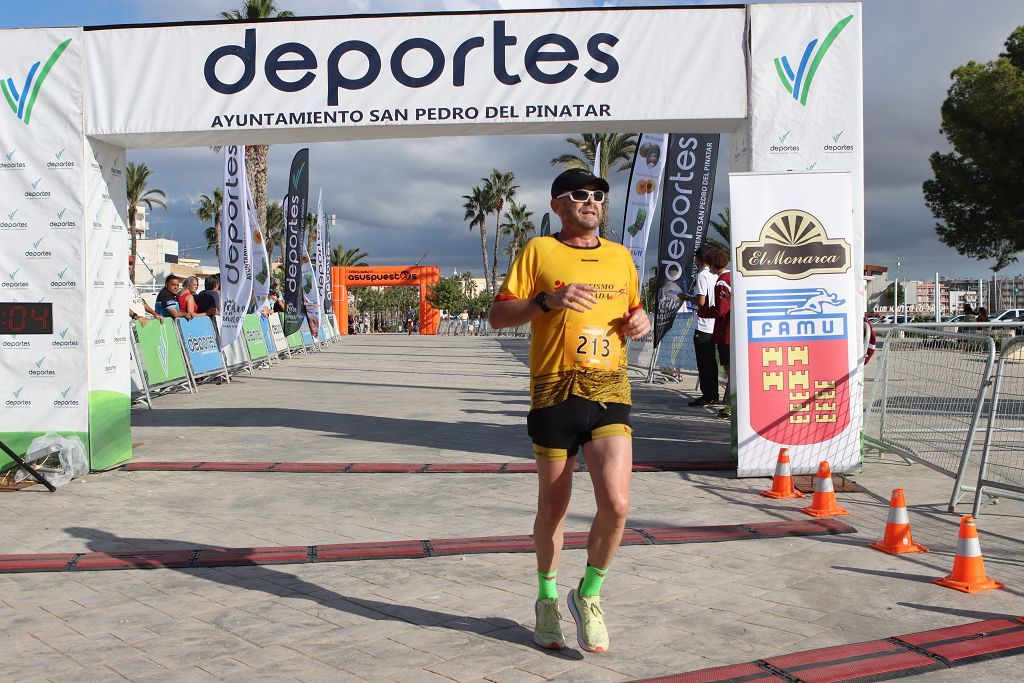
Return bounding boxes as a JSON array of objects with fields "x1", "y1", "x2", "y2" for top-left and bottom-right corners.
[{"x1": 564, "y1": 322, "x2": 621, "y2": 371}]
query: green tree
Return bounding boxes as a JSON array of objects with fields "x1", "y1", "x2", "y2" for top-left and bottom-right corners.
[
  {"x1": 305, "y1": 211, "x2": 318, "y2": 257},
  {"x1": 426, "y1": 276, "x2": 468, "y2": 316},
  {"x1": 126, "y1": 162, "x2": 167, "y2": 283},
  {"x1": 483, "y1": 169, "x2": 518, "y2": 293},
  {"x1": 219, "y1": 1, "x2": 295, "y2": 233},
  {"x1": 462, "y1": 185, "x2": 491, "y2": 295},
  {"x1": 500, "y1": 201, "x2": 535, "y2": 269},
  {"x1": 879, "y1": 282, "x2": 906, "y2": 308},
  {"x1": 706, "y1": 207, "x2": 731, "y2": 251},
  {"x1": 195, "y1": 187, "x2": 223, "y2": 257},
  {"x1": 265, "y1": 200, "x2": 285, "y2": 265},
  {"x1": 924, "y1": 26, "x2": 1024, "y2": 270},
  {"x1": 466, "y1": 289, "x2": 494, "y2": 318},
  {"x1": 331, "y1": 244, "x2": 368, "y2": 267},
  {"x1": 550, "y1": 133, "x2": 638, "y2": 238}
]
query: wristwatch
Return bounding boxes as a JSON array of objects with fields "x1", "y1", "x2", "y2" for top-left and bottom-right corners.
[{"x1": 532, "y1": 291, "x2": 552, "y2": 313}]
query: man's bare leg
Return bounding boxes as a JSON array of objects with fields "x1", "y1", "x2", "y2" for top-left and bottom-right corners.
[
  {"x1": 582, "y1": 435, "x2": 632, "y2": 569},
  {"x1": 534, "y1": 457, "x2": 575, "y2": 572}
]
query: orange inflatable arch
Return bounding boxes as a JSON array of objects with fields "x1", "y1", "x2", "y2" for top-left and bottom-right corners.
[{"x1": 331, "y1": 266, "x2": 441, "y2": 335}]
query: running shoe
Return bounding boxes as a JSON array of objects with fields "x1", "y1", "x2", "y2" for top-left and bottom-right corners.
[
  {"x1": 716, "y1": 407, "x2": 731, "y2": 419},
  {"x1": 533, "y1": 599, "x2": 566, "y2": 650},
  {"x1": 567, "y1": 583, "x2": 609, "y2": 653}
]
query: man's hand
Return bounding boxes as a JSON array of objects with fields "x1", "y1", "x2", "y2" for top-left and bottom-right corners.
[
  {"x1": 153, "y1": 314, "x2": 163, "y2": 322},
  {"x1": 622, "y1": 308, "x2": 651, "y2": 340},
  {"x1": 137, "y1": 317, "x2": 148, "y2": 327},
  {"x1": 548, "y1": 284, "x2": 598, "y2": 312}
]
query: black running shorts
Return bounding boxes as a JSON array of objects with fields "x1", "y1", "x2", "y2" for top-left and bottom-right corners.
[{"x1": 527, "y1": 395, "x2": 632, "y2": 461}]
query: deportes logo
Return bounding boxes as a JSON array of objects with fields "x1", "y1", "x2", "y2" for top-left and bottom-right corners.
[
  {"x1": 774, "y1": 15, "x2": 852, "y2": 105},
  {"x1": 2, "y1": 38, "x2": 72, "y2": 125}
]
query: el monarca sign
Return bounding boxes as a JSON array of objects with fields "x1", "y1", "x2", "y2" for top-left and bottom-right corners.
[{"x1": 737, "y1": 209, "x2": 850, "y2": 280}]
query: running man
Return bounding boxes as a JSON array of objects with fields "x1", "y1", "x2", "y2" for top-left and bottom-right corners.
[{"x1": 489, "y1": 168, "x2": 651, "y2": 653}]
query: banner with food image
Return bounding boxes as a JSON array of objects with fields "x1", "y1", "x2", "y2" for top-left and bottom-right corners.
[
  {"x1": 246, "y1": 171, "x2": 270, "y2": 311},
  {"x1": 621, "y1": 133, "x2": 668, "y2": 274}
]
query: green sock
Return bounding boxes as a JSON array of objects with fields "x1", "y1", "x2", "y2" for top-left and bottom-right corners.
[
  {"x1": 537, "y1": 570, "x2": 558, "y2": 600},
  {"x1": 580, "y1": 564, "x2": 607, "y2": 597}
]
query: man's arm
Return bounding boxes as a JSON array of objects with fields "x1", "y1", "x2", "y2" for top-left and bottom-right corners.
[{"x1": 488, "y1": 284, "x2": 599, "y2": 329}]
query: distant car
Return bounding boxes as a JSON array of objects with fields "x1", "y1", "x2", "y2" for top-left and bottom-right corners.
[
  {"x1": 990, "y1": 309, "x2": 1024, "y2": 321},
  {"x1": 945, "y1": 315, "x2": 965, "y2": 323}
]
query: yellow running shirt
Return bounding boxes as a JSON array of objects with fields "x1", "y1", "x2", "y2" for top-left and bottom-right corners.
[{"x1": 497, "y1": 234, "x2": 642, "y2": 409}]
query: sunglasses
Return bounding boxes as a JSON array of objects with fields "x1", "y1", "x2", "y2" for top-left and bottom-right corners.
[{"x1": 556, "y1": 189, "x2": 606, "y2": 203}]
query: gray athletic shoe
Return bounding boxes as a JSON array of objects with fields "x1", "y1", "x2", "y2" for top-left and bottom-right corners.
[{"x1": 533, "y1": 598, "x2": 566, "y2": 650}]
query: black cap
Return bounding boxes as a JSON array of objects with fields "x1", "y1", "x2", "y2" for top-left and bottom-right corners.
[{"x1": 551, "y1": 168, "x2": 610, "y2": 198}]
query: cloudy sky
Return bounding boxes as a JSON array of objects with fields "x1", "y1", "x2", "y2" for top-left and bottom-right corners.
[{"x1": 5, "y1": 0, "x2": 1023, "y2": 281}]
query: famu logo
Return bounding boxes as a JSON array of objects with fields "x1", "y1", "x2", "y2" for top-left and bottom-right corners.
[
  {"x1": 737, "y1": 209, "x2": 851, "y2": 280},
  {"x1": 25, "y1": 176, "x2": 50, "y2": 198},
  {"x1": 1, "y1": 207, "x2": 28, "y2": 230},
  {"x1": 2, "y1": 38, "x2": 72, "y2": 125},
  {"x1": 52, "y1": 326, "x2": 79, "y2": 348},
  {"x1": 25, "y1": 235, "x2": 51, "y2": 258},
  {"x1": 774, "y1": 15, "x2": 853, "y2": 106},
  {"x1": 0, "y1": 148, "x2": 25, "y2": 170},
  {"x1": 6, "y1": 386, "x2": 30, "y2": 407},
  {"x1": 4, "y1": 266, "x2": 28, "y2": 289},
  {"x1": 51, "y1": 266, "x2": 77, "y2": 288},
  {"x1": 54, "y1": 385, "x2": 79, "y2": 407},
  {"x1": 47, "y1": 147, "x2": 74, "y2": 169}
]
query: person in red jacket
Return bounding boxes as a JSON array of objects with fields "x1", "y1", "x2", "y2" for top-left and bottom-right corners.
[{"x1": 696, "y1": 248, "x2": 731, "y2": 419}]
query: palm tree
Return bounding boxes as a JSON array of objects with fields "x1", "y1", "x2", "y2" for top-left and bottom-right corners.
[
  {"x1": 550, "y1": 133, "x2": 637, "y2": 238},
  {"x1": 305, "y1": 211, "x2": 318, "y2": 258},
  {"x1": 331, "y1": 245, "x2": 369, "y2": 267},
  {"x1": 483, "y1": 169, "x2": 517, "y2": 293},
  {"x1": 126, "y1": 162, "x2": 167, "y2": 283},
  {"x1": 462, "y1": 185, "x2": 491, "y2": 296},
  {"x1": 500, "y1": 201, "x2": 535, "y2": 270},
  {"x1": 195, "y1": 187, "x2": 224, "y2": 257},
  {"x1": 219, "y1": 1, "x2": 295, "y2": 232},
  {"x1": 707, "y1": 207, "x2": 731, "y2": 250},
  {"x1": 265, "y1": 200, "x2": 284, "y2": 265}
]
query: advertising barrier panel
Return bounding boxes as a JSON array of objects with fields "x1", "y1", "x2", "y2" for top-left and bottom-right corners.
[
  {"x1": 299, "y1": 319, "x2": 315, "y2": 347},
  {"x1": 731, "y1": 171, "x2": 858, "y2": 477},
  {"x1": 242, "y1": 314, "x2": 269, "y2": 360},
  {"x1": 134, "y1": 318, "x2": 188, "y2": 387},
  {"x1": 177, "y1": 317, "x2": 225, "y2": 377},
  {"x1": 259, "y1": 313, "x2": 278, "y2": 356},
  {"x1": 214, "y1": 318, "x2": 251, "y2": 372}
]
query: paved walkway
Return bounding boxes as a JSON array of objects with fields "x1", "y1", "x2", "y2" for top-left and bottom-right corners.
[{"x1": 0, "y1": 334, "x2": 1021, "y2": 681}]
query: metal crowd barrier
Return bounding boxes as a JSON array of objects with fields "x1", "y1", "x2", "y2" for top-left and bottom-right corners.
[
  {"x1": 863, "y1": 326, "x2": 996, "y2": 511},
  {"x1": 972, "y1": 335, "x2": 1024, "y2": 515}
]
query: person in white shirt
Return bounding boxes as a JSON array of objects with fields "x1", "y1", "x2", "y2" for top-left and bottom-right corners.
[{"x1": 684, "y1": 251, "x2": 720, "y2": 407}]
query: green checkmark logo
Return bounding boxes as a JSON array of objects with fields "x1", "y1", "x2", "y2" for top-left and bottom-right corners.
[
  {"x1": 9, "y1": 267, "x2": 20, "y2": 279},
  {"x1": 31, "y1": 178, "x2": 41, "y2": 189},
  {"x1": 832, "y1": 130, "x2": 844, "y2": 143},
  {"x1": 806, "y1": 161, "x2": 818, "y2": 170},
  {"x1": 778, "y1": 131, "x2": 790, "y2": 144},
  {"x1": 61, "y1": 386, "x2": 71, "y2": 398},
  {"x1": 55, "y1": 147, "x2": 65, "y2": 160},
  {"x1": 32, "y1": 237, "x2": 43, "y2": 249},
  {"x1": 14, "y1": 387, "x2": 23, "y2": 398},
  {"x1": 57, "y1": 208, "x2": 66, "y2": 219},
  {"x1": 34, "y1": 356, "x2": 45, "y2": 368},
  {"x1": 5, "y1": 149, "x2": 15, "y2": 161},
  {"x1": 59, "y1": 327, "x2": 69, "y2": 339},
  {"x1": 8, "y1": 209, "x2": 17, "y2": 220},
  {"x1": 58, "y1": 267, "x2": 68, "y2": 279}
]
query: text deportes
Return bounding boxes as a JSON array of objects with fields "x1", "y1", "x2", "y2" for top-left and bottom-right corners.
[{"x1": 204, "y1": 22, "x2": 619, "y2": 105}]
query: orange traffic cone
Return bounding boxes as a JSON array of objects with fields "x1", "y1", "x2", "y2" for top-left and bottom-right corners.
[
  {"x1": 762, "y1": 448, "x2": 806, "y2": 499},
  {"x1": 869, "y1": 489, "x2": 927, "y2": 554},
  {"x1": 934, "y1": 516, "x2": 1004, "y2": 593},
  {"x1": 800, "y1": 461, "x2": 849, "y2": 517}
]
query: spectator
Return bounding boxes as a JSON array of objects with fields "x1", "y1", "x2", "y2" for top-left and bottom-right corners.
[
  {"x1": 260, "y1": 291, "x2": 280, "y2": 317},
  {"x1": 864, "y1": 314, "x2": 877, "y2": 364},
  {"x1": 154, "y1": 274, "x2": 189, "y2": 319},
  {"x1": 193, "y1": 274, "x2": 221, "y2": 316},
  {"x1": 683, "y1": 250, "x2": 720, "y2": 407},
  {"x1": 696, "y1": 248, "x2": 731, "y2": 419},
  {"x1": 976, "y1": 306, "x2": 990, "y2": 323},
  {"x1": 176, "y1": 276, "x2": 206, "y2": 317},
  {"x1": 963, "y1": 303, "x2": 977, "y2": 323},
  {"x1": 406, "y1": 307, "x2": 416, "y2": 335},
  {"x1": 128, "y1": 282, "x2": 162, "y2": 326}
]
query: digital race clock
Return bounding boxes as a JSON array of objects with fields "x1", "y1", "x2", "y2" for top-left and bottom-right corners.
[{"x1": 0, "y1": 303, "x2": 53, "y2": 335}]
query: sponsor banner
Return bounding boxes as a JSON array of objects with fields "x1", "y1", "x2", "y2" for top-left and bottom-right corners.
[
  {"x1": 242, "y1": 313, "x2": 269, "y2": 360},
  {"x1": 299, "y1": 318, "x2": 315, "y2": 347},
  {"x1": 0, "y1": 28, "x2": 89, "y2": 468},
  {"x1": 747, "y1": 3, "x2": 864, "y2": 321},
  {"x1": 214, "y1": 317, "x2": 250, "y2": 370},
  {"x1": 621, "y1": 132, "x2": 668, "y2": 273},
  {"x1": 220, "y1": 145, "x2": 253, "y2": 346},
  {"x1": 342, "y1": 266, "x2": 421, "y2": 286},
  {"x1": 85, "y1": 138, "x2": 130, "y2": 470},
  {"x1": 269, "y1": 312, "x2": 289, "y2": 352},
  {"x1": 246, "y1": 172, "x2": 271, "y2": 310},
  {"x1": 258, "y1": 312, "x2": 278, "y2": 356},
  {"x1": 731, "y1": 171, "x2": 859, "y2": 477},
  {"x1": 302, "y1": 242, "x2": 322, "y2": 339},
  {"x1": 178, "y1": 316, "x2": 225, "y2": 376},
  {"x1": 134, "y1": 318, "x2": 188, "y2": 386},
  {"x1": 284, "y1": 148, "x2": 309, "y2": 335},
  {"x1": 651, "y1": 134, "x2": 720, "y2": 347},
  {"x1": 83, "y1": 9, "x2": 747, "y2": 146}
]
